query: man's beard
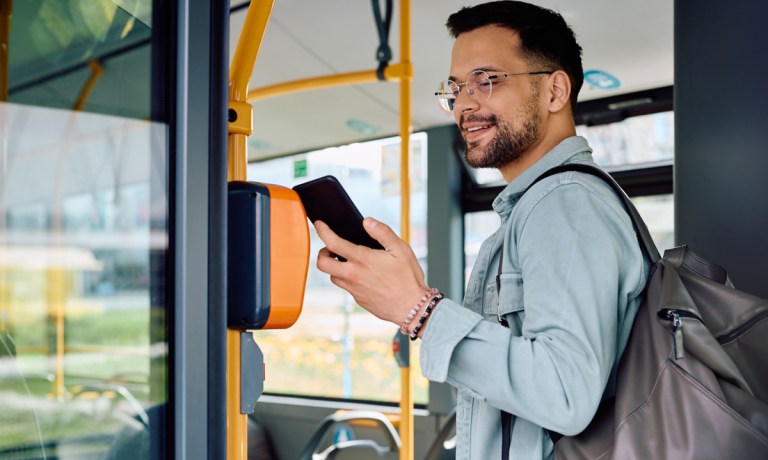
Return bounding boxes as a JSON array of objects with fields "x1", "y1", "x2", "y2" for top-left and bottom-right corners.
[{"x1": 462, "y1": 90, "x2": 542, "y2": 169}]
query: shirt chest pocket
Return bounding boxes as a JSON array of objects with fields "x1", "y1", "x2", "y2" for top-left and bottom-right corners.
[{"x1": 484, "y1": 272, "x2": 525, "y2": 330}]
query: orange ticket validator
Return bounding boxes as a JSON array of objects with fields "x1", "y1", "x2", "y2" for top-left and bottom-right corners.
[{"x1": 228, "y1": 182, "x2": 309, "y2": 330}]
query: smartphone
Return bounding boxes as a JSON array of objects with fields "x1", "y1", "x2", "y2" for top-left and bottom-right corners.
[{"x1": 293, "y1": 175, "x2": 384, "y2": 251}]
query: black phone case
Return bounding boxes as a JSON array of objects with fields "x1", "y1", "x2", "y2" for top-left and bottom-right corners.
[{"x1": 293, "y1": 175, "x2": 384, "y2": 250}]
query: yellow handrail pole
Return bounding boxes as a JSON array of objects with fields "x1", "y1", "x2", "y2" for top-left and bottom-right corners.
[
  {"x1": 238, "y1": 2, "x2": 415, "y2": 458},
  {"x1": 0, "y1": 0, "x2": 11, "y2": 102},
  {"x1": 228, "y1": 0, "x2": 273, "y2": 181},
  {"x1": 227, "y1": 2, "x2": 275, "y2": 460},
  {"x1": 0, "y1": 0, "x2": 11, "y2": 326},
  {"x1": 246, "y1": 64, "x2": 410, "y2": 102},
  {"x1": 72, "y1": 61, "x2": 104, "y2": 111},
  {"x1": 43, "y1": 62, "x2": 105, "y2": 388},
  {"x1": 398, "y1": 1, "x2": 414, "y2": 459},
  {"x1": 45, "y1": 268, "x2": 66, "y2": 399},
  {"x1": 43, "y1": 58, "x2": 104, "y2": 399},
  {"x1": 43, "y1": 60, "x2": 105, "y2": 392}
]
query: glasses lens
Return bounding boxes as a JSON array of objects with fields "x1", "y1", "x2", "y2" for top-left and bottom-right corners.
[
  {"x1": 468, "y1": 70, "x2": 492, "y2": 97},
  {"x1": 436, "y1": 80, "x2": 458, "y2": 112}
]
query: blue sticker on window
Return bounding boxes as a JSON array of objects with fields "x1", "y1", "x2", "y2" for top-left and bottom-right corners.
[{"x1": 584, "y1": 70, "x2": 621, "y2": 90}]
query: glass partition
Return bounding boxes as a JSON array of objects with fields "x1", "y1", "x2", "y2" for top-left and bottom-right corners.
[{"x1": 1, "y1": 1, "x2": 168, "y2": 458}]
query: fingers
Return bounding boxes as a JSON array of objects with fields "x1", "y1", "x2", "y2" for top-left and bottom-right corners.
[
  {"x1": 316, "y1": 246, "x2": 344, "y2": 273},
  {"x1": 314, "y1": 220, "x2": 359, "y2": 261},
  {"x1": 362, "y1": 217, "x2": 403, "y2": 252},
  {"x1": 364, "y1": 217, "x2": 424, "y2": 277},
  {"x1": 316, "y1": 217, "x2": 403, "y2": 259},
  {"x1": 317, "y1": 249, "x2": 358, "y2": 299},
  {"x1": 314, "y1": 219, "x2": 430, "y2": 324}
]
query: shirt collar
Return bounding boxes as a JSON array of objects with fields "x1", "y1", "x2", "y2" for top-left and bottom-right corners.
[{"x1": 492, "y1": 135, "x2": 593, "y2": 218}]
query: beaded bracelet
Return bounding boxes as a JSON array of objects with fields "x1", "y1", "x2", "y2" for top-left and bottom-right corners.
[
  {"x1": 409, "y1": 292, "x2": 445, "y2": 341},
  {"x1": 400, "y1": 288, "x2": 438, "y2": 335}
]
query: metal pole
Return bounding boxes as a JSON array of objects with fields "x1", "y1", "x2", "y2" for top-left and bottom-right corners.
[
  {"x1": 398, "y1": 0, "x2": 414, "y2": 458},
  {"x1": 227, "y1": 1, "x2": 275, "y2": 459},
  {"x1": 246, "y1": 64, "x2": 410, "y2": 101}
]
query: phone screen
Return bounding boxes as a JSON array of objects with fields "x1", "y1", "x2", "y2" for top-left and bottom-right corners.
[{"x1": 293, "y1": 176, "x2": 384, "y2": 250}]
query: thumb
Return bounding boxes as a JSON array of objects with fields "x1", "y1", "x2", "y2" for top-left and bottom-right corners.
[
  {"x1": 364, "y1": 217, "x2": 425, "y2": 280},
  {"x1": 363, "y1": 217, "x2": 402, "y2": 251}
]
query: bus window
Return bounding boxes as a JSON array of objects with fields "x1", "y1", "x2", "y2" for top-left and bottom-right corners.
[
  {"x1": 1, "y1": 1, "x2": 170, "y2": 458},
  {"x1": 465, "y1": 194, "x2": 674, "y2": 286},
  {"x1": 577, "y1": 112, "x2": 674, "y2": 168},
  {"x1": 469, "y1": 111, "x2": 674, "y2": 186},
  {"x1": 247, "y1": 133, "x2": 431, "y2": 403}
]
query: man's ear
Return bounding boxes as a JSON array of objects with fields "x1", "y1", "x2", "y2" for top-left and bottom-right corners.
[{"x1": 548, "y1": 70, "x2": 571, "y2": 113}]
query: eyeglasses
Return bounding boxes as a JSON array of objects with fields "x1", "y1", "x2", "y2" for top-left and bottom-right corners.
[{"x1": 435, "y1": 69, "x2": 554, "y2": 112}]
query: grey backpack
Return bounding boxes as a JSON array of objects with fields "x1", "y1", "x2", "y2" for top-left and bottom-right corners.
[{"x1": 504, "y1": 164, "x2": 768, "y2": 459}]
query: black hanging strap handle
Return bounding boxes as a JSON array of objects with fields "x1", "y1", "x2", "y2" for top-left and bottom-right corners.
[{"x1": 371, "y1": 0, "x2": 393, "y2": 80}]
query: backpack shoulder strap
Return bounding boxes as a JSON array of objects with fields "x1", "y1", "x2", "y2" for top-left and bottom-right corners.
[
  {"x1": 525, "y1": 163, "x2": 661, "y2": 262},
  {"x1": 664, "y1": 245, "x2": 733, "y2": 287},
  {"x1": 498, "y1": 163, "x2": 660, "y2": 455}
]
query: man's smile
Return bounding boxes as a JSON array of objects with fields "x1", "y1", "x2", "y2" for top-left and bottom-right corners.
[{"x1": 462, "y1": 121, "x2": 496, "y2": 143}]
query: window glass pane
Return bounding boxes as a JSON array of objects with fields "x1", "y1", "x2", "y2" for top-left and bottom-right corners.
[
  {"x1": 9, "y1": 0, "x2": 153, "y2": 119},
  {"x1": 470, "y1": 111, "x2": 675, "y2": 186},
  {"x1": 464, "y1": 194, "x2": 675, "y2": 284},
  {"x1": 1, "y1": 1, "x2": 168, "y2": 459},
  {"x1": 577, "y1": 112, "x2": 674, "y2": 169},
  {"x1": 464, "y1": 211, "x2": 500, "y2": 285},
  {"x1": 631, "y1": 194, "x2": 675, "y2": 252},
  {"x1": 247, "y1": 134, "x2": 429, "y2": 403}
]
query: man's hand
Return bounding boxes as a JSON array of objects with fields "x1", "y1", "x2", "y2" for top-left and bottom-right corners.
[{"x1": 315, "y1": 217, "x2": 430, "y2": 325}]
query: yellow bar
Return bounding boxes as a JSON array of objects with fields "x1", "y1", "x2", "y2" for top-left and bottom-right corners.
[
  {"x1": 246, "y1": 64, "x2": 412, "y2": 102},
  {"x1": 0, "y1": 271, "x2": 7, "y2": 331},
  {"x1": 398, "y1": 1, "x2": 414, "y2": 459},
  {"x1": 229, "y1": 100, "x2": 253, "y2": 136},
  {"x1": 231, "y1": 2, "x2": 416, "y2": 459},
  {"x1": 72, "y1": 61, "x2": 104, "y2": 111},
  {"x1": 399, "y1": 366, "x2": 414, "y2": 459},
  {"x1": 226, "y1": 329, "x2": 245, "y2": 460},
  {"x1": 0, "y1": 0, "x2": 8, "y2": 329},
  {"x1": 56, "y1": 271, "x2": 65, "y2": 398},
  {"x1": 228, "y1": 2, "x2": 275, "y2": 460},
  {"x1": 229, "y1": 0, "x2": 274, "y2": 104},
  {"x1": 249, "y1": 70, "x2": 378, "y2": 101},
  {"x1": 228, "y1": 133, "x2": 248, "y2": 184},
  {"x1": 46, "y1": 268, "x2": 66, "y2": 399},
  {"x1": 228, "y1": 0, "x2": 274, "y2": 180},
  {"x1": 0, "y1": 0, "x2": 11, "y2": 102},
  {"x1": 228, "y1": 0, "x2": 274, "y2": 181}
]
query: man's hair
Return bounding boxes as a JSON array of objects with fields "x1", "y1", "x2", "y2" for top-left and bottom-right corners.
[{"x1": 447, "y1": 1, "x2": 583, "y2": 110}]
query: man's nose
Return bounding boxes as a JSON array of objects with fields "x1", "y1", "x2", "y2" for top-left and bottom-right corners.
[{"x1": 453, "y1": 85, "x2": 479, "y2": 113}]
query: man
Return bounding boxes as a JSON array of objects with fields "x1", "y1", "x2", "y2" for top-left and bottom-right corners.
[{"x1": 315, "y1": 1, "x2": 650, "y2": 459}]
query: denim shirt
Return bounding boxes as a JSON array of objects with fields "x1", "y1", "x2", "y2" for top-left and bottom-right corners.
[{"x1": 420, "y1": 136, "x2": 650, "y2": 460}]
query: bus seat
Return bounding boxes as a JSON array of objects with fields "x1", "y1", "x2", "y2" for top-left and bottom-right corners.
[
  {"x1": 102, "y1": 402, "x2": 166, "y2": 460},
  {"x1": 248, "y1": 416, "x2": 279, "y2": 460},
  {"x1": 315, "y1": 439, "x2": 391, "y2": 459},
  {"x1": 298, "y1": 410, "x2": 400, "y2": 460}
]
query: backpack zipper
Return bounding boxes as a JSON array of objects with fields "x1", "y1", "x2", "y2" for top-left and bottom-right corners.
[
  {"x1": 657, "y1": 308, "x2": 701, "y2": 359},
  {"x1": 716, "y1": 309, "x2": 768, "y2": 345},
  {"x1": 658, "y1": 307, "x2": 768, "y2": 358}
]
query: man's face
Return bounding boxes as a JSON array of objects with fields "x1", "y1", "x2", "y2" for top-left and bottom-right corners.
[{"x1": 449, "y1": 25, "x2": 545, "y2": 169}]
